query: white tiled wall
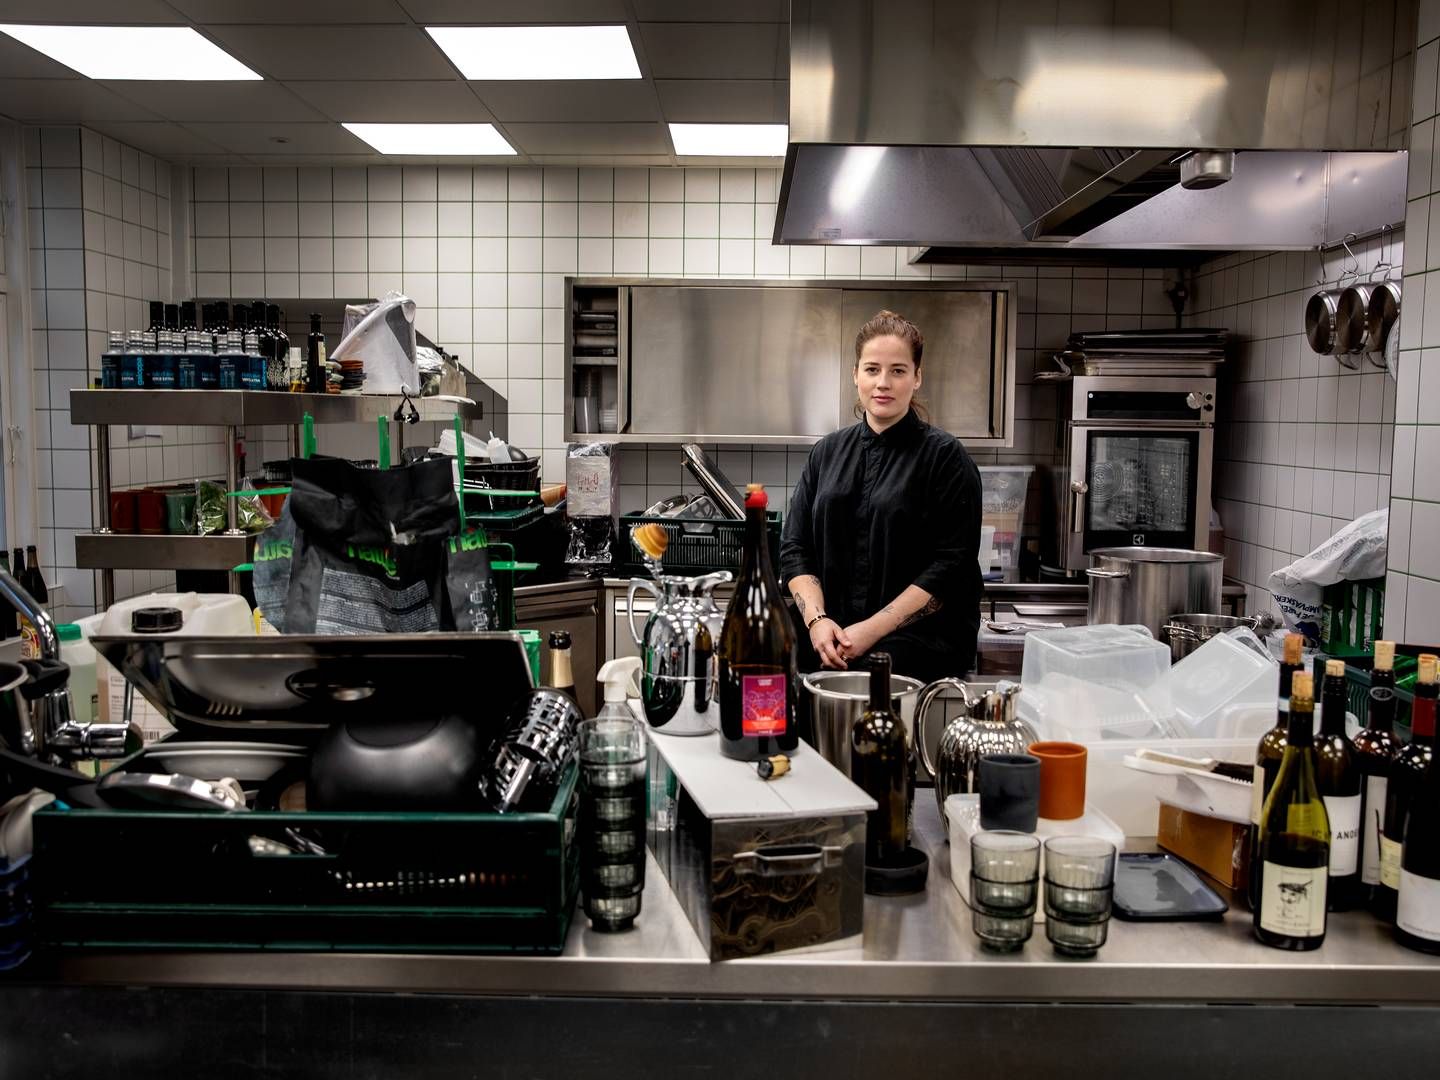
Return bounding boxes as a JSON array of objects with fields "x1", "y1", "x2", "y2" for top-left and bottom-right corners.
[
  {"x1": 1188, "y1": 241, "x2": 1400, "y2": 615},
  {"x1": 1388, "y1": 0, "x2": 1440, "y2": 643},
  {"x1": 24, "y1": 125, "x2": 227, "y2": 620},
  {"x1": 185, "y1": 163, "x2": 1184, "y2": 518}
]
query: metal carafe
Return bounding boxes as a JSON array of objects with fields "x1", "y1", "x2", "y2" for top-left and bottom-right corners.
[
  {"x1": 627, "y1": 571, "x2": 732, "y2": 735},
  {"x1": 916, "y1": 680, "x2": 1037, "y2": 822}
]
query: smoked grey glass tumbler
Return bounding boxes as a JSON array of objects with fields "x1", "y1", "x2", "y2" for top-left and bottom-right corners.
[
  {"x1": 969, "y1": 831, "x2": 1041, "y2": 951},
  {"x1": 578, "y1": 717, "x2": 648, "y2": 932},
  {"x1": 1043, "y1": 835, "x2": 1116, "y2": 957}
]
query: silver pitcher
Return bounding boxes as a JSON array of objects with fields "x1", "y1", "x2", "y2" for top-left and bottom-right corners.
[
  {"x1": 628, "y1": 571, "x2": 732, "y2": 736},
  {"x1": 916, "y1": 680, "x2": 1037, "y2": 823}
]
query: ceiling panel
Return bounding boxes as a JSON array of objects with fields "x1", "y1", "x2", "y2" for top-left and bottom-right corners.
[
  {"x1": 0, "y1": 34, "x2": 83, "y2": 78},
  {"x1": 202, "y1": 26, "x2": 454, "y2": 81},
  {"x1": 180, "y1": 121, "x2": 374, "y2": 155},
  {"x1": 101, "y1": 81, "x2": 329, "y2": 123},
  {"x1": 0, "y1": 0, "x2": 180, "y2": 22},
  {"x1": 472, "y1": 81, "x2": 660, "y2": 123},
  {"x1": 638, "y1": 23, "x2": 784, "y2": 80},
  {"x1": 654, "y1": 79, "x2": 785, "y2": 122},
  {"x1": 504, "y1": 122, "x2": 670, "y2": 155},
  {"x1": 530, "y1": 154, "x2": 675, "y2": 165},
  {"x1": 0, "y1": 79, "x2": 162, "y2": 124},
  {"x1": 88, "y1": 122, "x2": 230, "y2": 158},
  {"x1": 170, "y1": 0, "x2": 410, "y2": 21},
  {"x1": 630, "y1": 1, "x2": 786, "y2": 21},
  {"x1": 398, "y1": 0, "x2": 631, "y2": 22},
  {"x1": 286, "y1": 80, "x2": 493, "y2": 122}
]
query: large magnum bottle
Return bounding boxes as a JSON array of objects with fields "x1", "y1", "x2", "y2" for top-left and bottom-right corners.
[
  {"x1": 1254, "y1": 672, "x2": 1330, "y2": 951},
  {"x1": 1249, "y1": 632, "x2": 1304, "y2": 910},
  {"x1": 1316, "y1": 659, "x2": 1362, "y2": 910},
  {"x1": 1397, "y1": 655, "x2": 1440, "y2": 954},
  {"x1": 1356, "y1": 640, "x2": 1403, "y2": 909},
  {"x1": 718, "y1": 484, "x2": 798, "y2": 761},
  {"x1": 852, "y1": 652, "x2": 908, "y2": 867},
  {"x1": 1380, "y1": 648, "x2": 1437, "y2": 921}
]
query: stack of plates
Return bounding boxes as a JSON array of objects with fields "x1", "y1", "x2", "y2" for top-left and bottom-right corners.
[{"x1": 340, "y1": 360, "x2": 365, "y2": 392}]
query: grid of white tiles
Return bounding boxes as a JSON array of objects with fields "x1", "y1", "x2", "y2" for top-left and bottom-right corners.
[
  {"x1": 1388, "y1": 0, "x2": 1440, "y2": 643},
  {"x1": 25, "y1": 125, "x2": 226, "y2": 618},
  {"x1": 187, "y1": 164, "x2": 1182, "y2": 520},
  {"x1": 1186, "y1": 239, "x2": 1401, "y2": 615}
]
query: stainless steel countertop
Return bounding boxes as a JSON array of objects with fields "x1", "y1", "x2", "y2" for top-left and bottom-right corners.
[{"x1": 41, "y1": 799, "x2": 1440, "y2": 1004}]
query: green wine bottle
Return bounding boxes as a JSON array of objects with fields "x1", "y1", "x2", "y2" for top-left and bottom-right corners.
[{"x1": 851, "y1": 652, "x2": 908, "y2": 867}]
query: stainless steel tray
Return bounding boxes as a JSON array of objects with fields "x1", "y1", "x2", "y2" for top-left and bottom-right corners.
[{"x1": 680, "y1": 444, "x2": 745, "y2": 519}]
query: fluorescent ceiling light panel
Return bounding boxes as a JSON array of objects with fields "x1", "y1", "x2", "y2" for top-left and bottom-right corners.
[
  {"x1": 669, "y1": 123, "x2": 789, "y2": 157},
  {"x1": 0, "y1": 25, "x2": 261, "y2": 80},
  {"x1": 342, "y1": 123, "x2": 517, "y2": 156},
  {"x1": 426, "y1": 25, "x2": 641, "y2": 80}
]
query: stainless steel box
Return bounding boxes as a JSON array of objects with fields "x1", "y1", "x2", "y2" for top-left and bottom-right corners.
[{"x1": 645, "y1": 731, "x2": 872, "y2": 961}]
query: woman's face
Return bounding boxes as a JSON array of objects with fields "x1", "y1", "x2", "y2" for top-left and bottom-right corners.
[{"x1": 854, "y1": 334, "x2": 920, "y2": 428}]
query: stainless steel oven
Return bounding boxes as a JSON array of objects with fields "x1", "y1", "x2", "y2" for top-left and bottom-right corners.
[{"x1": 1055, "y1": 376, "x2": 1216, "y2": 571}]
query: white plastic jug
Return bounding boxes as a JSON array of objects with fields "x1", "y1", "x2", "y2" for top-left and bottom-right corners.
[{"x1": 94, "y1": 593, "x2": 253, "y2": 742}]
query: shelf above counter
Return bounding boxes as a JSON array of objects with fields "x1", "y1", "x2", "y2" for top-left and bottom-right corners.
[
  {"x1": 75, "y1": 532, "x2": 255, "y2": 571},
  {"x1": 69, "y1": 389, "x2": 484, "y2": 427}
]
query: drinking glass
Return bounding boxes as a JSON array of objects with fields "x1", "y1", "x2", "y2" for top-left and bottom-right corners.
[
  {"x1": 969, "y1": 831, "x2": 1042, "y2": 951},
  {"x1": 1043, "y1": 836, "x2": 1116, "y2": 957},
  {"x1": 578, "y1": 717, "x2": 648, "y2": 932}
]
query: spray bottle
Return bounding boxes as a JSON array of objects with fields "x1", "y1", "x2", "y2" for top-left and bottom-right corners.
[{"x1": 594, "y1": 657, "x2": 642, "y2": 722}]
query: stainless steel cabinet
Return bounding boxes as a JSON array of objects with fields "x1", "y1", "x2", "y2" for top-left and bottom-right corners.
[{"x1": 515, "y1": 581, "x2": 603, "y2": 716}]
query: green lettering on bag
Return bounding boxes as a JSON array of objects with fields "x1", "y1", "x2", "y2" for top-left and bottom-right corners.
[{"x1": 345, "y1": 543, "x2": 398, "y2": 578}]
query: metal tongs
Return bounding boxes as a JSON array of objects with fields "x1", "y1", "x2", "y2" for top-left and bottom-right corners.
[{"x1": 393, "y1": 387, "x2": 421, "y2": 425}]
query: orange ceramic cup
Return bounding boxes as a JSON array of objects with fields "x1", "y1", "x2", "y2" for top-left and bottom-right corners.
[{"x1": 1028, "y1": 741, "x2": 1088, "y2": 820}]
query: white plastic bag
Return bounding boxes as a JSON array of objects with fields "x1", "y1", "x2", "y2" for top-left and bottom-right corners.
[
  {"x1": 1267, "y1": 508, "x2": 1388, "y2": 640},
  {"x1": 331, "y1": 291, "x2": 419, "y2": 395}
]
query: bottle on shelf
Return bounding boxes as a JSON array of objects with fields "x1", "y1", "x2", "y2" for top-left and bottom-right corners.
[
  {"x1": 852, "y1": 652, "x2": 909, "y2": 867},
  {"x1": 718, "y1": 483, "x2": 799, "y2": 761},
  {"x1": 22, "y1": 544, "x2": 47, "y2": 606},
  {"x1": 0, "y1": 551, "x2": 16, "y2": 639},
  {"x1": 180, "y1": 300, "x2": 197, "y2": 333},
  {"x1": 306, "y1": 313, "x2": 327, "y2": 395},
  {"x1": 164, "y1": 303, "x2": 179, "y2": 331},
  {"x1": 1381, "y1": 647, "x2": 1437, "y2": 921},
  {"x1": 1254, "y1": 671, "x2": 1330, "y2": 951},
  {"x1": 547, "y1": 630, "x2": 577, "y2": 704},
  {"x1": 147, "y1": 300, "x2": 164, "y2": 332},
  {"x1": 1317, "y1": 658, "x2": 1362, "y2": 910},
  {"x1": 121, "y1": 330, "x2": 146, "y2": 389},
  {"x1": 1356, "y1": 640, "x2": 1403, "y2": 910},
  {"x1": 1249, "y1": 632, "x2": 1304, "y2": 910},
  {"x1": 13, "y1": 547, "x2": 40, "y2": 659},
  {"x1": 100, "y1": 331, "x2": 123, "y2": 390},
  {"x1": 1397, "y1": 655, "x2": 1440, "y2": 954},
  {"x1": 218, "y1": 330, "x2": 246, "y2": 390},
  {"x1": 149, "y1": 329, "x2": 178, "y2": 389},
  {"x1": 212, "y1": 301, "x2": 231, "y2": 334},
  {"x1": 266, "y1": 304, "x2": 290, "y2": 391},
  {"x1": 242, "y1": 329, "x2": 265, "y2": 390}
]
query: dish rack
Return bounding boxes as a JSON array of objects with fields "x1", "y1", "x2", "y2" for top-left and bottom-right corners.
[{"x1": 616, "y1": 510, "x2": 782, "y2": 575}]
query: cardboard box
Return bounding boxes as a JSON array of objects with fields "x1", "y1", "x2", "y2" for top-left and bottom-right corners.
[
  {"x1": 1156, "y1": 802, "x2": 1250, "y2": 890},
  {"x1": 646, "y1": 732, "x2": 872, "y2": 961}
]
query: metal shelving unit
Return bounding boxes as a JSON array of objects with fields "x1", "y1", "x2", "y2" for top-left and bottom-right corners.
[{"x1": 68, "y1": 389, "x2": 486, "y2": 605}]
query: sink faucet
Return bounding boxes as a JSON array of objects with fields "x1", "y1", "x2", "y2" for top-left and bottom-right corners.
[{"x1": 0, "y1": 569, "x2": 130, "y2": 761}]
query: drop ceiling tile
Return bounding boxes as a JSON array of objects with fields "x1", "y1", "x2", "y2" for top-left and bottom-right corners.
[
  {"x1": 630, "y1": 1, "x2": 786, "y2": 21},
  {"x1": 399, "y1": 0, "x2": 630, "y2": 21},
  {"x1": 285, "y1": 81, "x2": 493, "y2": 122},
  {"x1": 87, "y1": 123, "x2": 230, "y2": 159},
  {"x1": 472, "y1": 81, "x2": 660, "y2": 123},
  {"x1": 202, "y1": 26, "x2": 453, "y2": 81},
  {"x1": 0, "y1": 35, "x2": 84, "y2": 79},
  {"x1": 638, "y1": 23, "x2": 784, "y2": 80},
  {"x1": 0, "y1": 0, "x2": 178, "y2": 21},
  {"x1": 100, "y1": 82, "x2": 329, "y2": 123},
  {"x1": 530, "y1": 154, "x2": 675, "y2": 166},
  {"x1": 505, "y1": 123, "x2": 670, "y2": 156},
  {"x1": 180, "y1": 122, "x2": 373, "y2": 156},
  {"x1": 170, "y1": 0, "x2": 409, "y2": 20},
  {"x1": 655, "y1": 79, "x2": 785, "y2": 122},
  {"x1": 0, "y1": 80, "x2": 163, "y2": 125}
]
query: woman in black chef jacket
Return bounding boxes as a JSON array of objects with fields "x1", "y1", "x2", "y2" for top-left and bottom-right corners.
[{"x1": 780, "y1": 310, "x2": 983, "y2": 682}]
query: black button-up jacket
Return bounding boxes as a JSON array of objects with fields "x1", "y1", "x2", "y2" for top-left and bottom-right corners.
[{"x1": 780, "y1": 408, "x2": 982, "y2": 678}]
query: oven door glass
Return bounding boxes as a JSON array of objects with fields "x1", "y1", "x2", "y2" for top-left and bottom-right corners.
[{"x1": 1084, "y1": 430, "x2": 1200, "y2": 548}]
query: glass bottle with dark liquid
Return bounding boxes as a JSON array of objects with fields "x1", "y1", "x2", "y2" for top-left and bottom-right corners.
[
  {"x1": 851, "y1": 652, "x2": 908, "y2": 867},
  {"x1": 1356, "y1": 640, "x2": 1403, "y2": 909},
  {"x1": 1397, "y1": 655, "x2": 1440, "y2": 954},
  {"x1": 718, "y1": 484, "x2": 798, "y2": 761},
  {"x1": 1248, "y1": 632, "x2": 1303, "y2": 910},
  {"x1": 1316, "y1": 659, "x2": 1361, "y2": 910},
  {"x1": 1380, "y1": 646, "x2": 1437, "y2": 922}
]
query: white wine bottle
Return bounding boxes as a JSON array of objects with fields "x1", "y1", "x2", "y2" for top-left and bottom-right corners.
[
  {"x1": 718, "y1": 484, "x2": 798, "y2": 761},
  {"x1": 1316, "y1": 659, "x2": 1362, "y2": 911},
  {"x1": 1397, "y1": 655, "x2": 1440, "y2": 953},
  {"x1": 1355, "y1": 641, "x2": 1402, "y2": 910},
  {"x1": 1248, "y1": 632, "x2": 1303, "y2": 911},
  {"x1": 1254, "y1": 672, "x2": 1330, "y2": 951}
]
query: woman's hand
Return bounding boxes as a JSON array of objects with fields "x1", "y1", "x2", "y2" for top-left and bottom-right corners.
[
  {"x1": 839, "y1": 617, "x2": 884, "y2": 663},
  {"x1": 810, "y1": 617, "x2": 852, "y2": 669}
]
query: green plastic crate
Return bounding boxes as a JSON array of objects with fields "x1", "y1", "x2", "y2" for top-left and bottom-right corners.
[{"x1": 1320, "y1": 577, "x2": 1385, "y2": 657}]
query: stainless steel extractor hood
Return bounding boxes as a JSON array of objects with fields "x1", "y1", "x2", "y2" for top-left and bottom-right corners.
[{"x1": 777, "y1": 0, "x2": 1416, "y2": 254}]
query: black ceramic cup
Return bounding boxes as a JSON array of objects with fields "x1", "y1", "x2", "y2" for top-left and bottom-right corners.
[{"x1": 978, "y1": 753, "x2": 1042, "y2": 832}]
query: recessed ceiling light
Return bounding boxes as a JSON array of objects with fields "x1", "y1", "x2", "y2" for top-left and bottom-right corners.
[
  {"x1": 342, "y1": 123, "x2": 517, "y2": 156},
  {"x1": 669, "y1": 124, "x2": 789, "y2": 157},
  {"x1": 426, "y1": 25, "x2": 641, "y2": 80},
  {"x1": 0, "y1": 24, "x2": 261, "y2": 80}
]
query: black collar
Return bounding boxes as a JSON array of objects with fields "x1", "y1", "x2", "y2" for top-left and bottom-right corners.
[{"x1": 859, "y1": 407, "x2": 925, "y2": 446}]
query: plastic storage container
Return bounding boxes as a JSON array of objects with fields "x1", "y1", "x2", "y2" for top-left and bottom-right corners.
[
  {"x1": 1168, "y1": 631, "x2": 1277, "y2": 738},
  {"x1": 56, "y1": 622, "x2": 97, "y2": 728},
  {"x1": 1019, "y1": 624, "x2": 1174, "y2": 740},
  {"x1": 978, "y1": 465, "x2": 1034, "y2": 582}
]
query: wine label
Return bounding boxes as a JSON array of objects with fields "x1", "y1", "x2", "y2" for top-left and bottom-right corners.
[
  {"x1": 1259, "y1": 861, "x2": 1327, "y2": 938},
  {"x1": 1250, "y1": 763, "x2": 1265, "y2": 825},
  {"x1": 1397, "y1": 869, "x2": 1440, "y2": 942},
  {"x1": 1362, "y1": 775, "x2": 1388, "y2": 885},
  {"x1": 1380, "y1": 835, "x2": 1404, "y2": 890},
  {"x1": 740, "y1": 674, "x2": 787, "y2": 737},
  {"x1": 1323, "y1": 794, "x2": 1362, "y2": 877}
]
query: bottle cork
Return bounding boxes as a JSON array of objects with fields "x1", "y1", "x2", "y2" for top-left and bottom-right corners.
[
  {"x1": 1375, "y1": 640, "x2": 1395, "y2": 670},
  {"x1": 1326, "y1": 659, "x2": 1346, "y2": 677},
  {"x1": 1291, "y1": 671, "x2": 1314, "y2": 702},
  {"x1": 1283, "y1": 633, "x2": 1303, "y2": 665},
  {"x1": 1420, "y1": 654, "x2": 1438, "y2": 685}
]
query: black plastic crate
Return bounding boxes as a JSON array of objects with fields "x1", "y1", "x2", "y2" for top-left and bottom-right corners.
[
  {"x1": 617, "y1": 510, "x2": 781, "y2": 575},
  {"x1": 31, "y1": 762, "x2": 579, "y2": 954}
]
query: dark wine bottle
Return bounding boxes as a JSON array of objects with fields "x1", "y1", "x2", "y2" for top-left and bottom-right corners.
[
  {"x1": 22, "y1": 544, "x2": 47, "y2": 605},
  {"x1": 306, "y1": 312, "x2": 327, "y2": 394},
  {"x1": 147, "y1": 300, "x2": 164, "y2": 332},
  {"x1": 547, "y1": 630, "x2": 577, "y2": 705},
  {"x1": 1254, "y1": 672, "x2": 1330, "y2": 950},
  {"x1": 718, "y1": 484, "x2": 798, "y2": 761},
  {"x1": 0, "y1": 551, "x2": 16, "y2": 639},
  {"x1": 851, "y1": 652, "x2": 908, "y2": 867},
  {"x1": 1356, "y1": 640, "x2": 1402, "y2": 909},
  {"x1": 1249, "y1": 632, "x2": 1303, "y2": 911},
  {"x1": 1397, "y1": 655, "x2": 1440, "y2": 954},
  {"x1": 1380, "y1": 648, "x2": 1437, "y2": 921},
  {"x1": 1317, "y1": 658, "x2": 1362, "y2": 910}
]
